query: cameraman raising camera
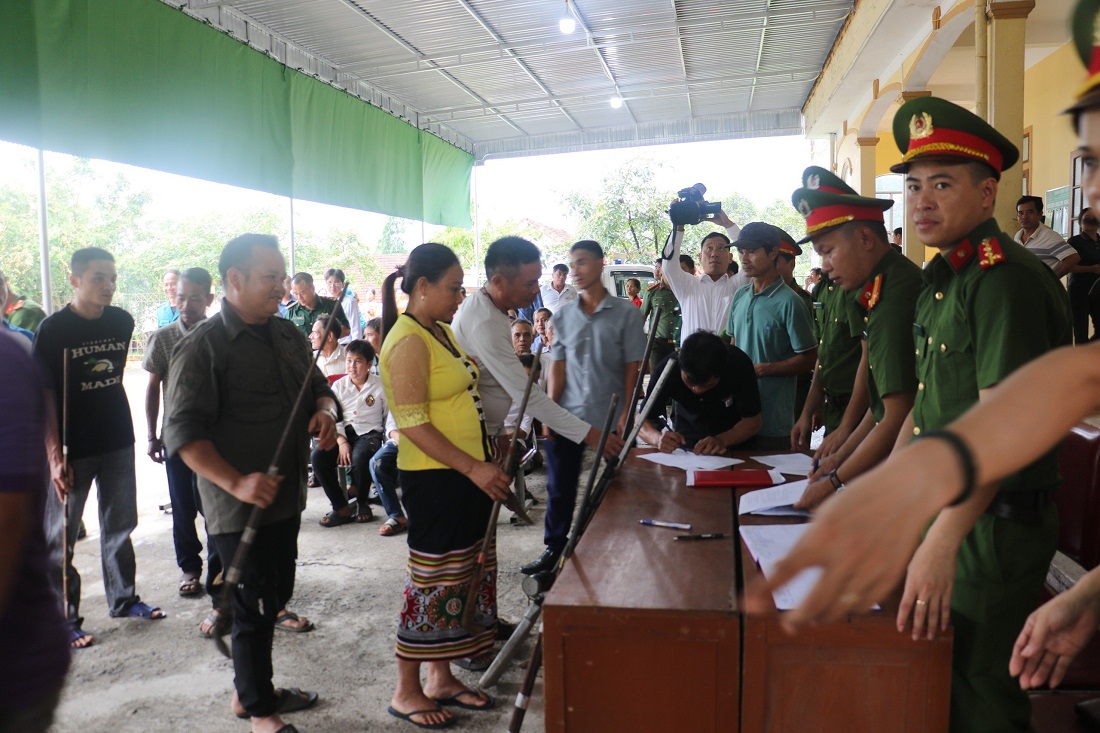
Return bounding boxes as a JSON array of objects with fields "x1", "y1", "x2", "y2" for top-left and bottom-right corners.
[{"x1": 661, "y1": 188, "x2": 744, "y2": 344}]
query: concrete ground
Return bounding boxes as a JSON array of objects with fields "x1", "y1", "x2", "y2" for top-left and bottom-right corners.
[{"x1": 49, "y1": 367, "x2": 548, "y2": 733}]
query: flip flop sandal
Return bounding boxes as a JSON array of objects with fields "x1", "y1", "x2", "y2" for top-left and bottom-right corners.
[
  {"x1": 123, "y1": 601, "x2": 166, "y2": 620},
  {"x1": 379, "y1": 517, "x2": 407, "y2": 536},
  {"x1": 69, "y1": 627, "x2": 95, "y2": 649},
  {"x1": 199, "y1": 608, "x2": 232, "y2": 638},
  {"x1": 386, "y1": 705, "x2": 456, "y2": 730},
  {"x1": 235, "y1": 687, "x2": 319, "y2": 719},
  {"x1": 275, "y1": 610, "x2": 315, "y2": 633},
  {"x1": 354, "y1": 504, "x2": 375, "y2": 523},
  {"x1": 319, "y1": 509, "x2": 354, "y2": 528},
  {"x1": 179, "y1": 573, "x2": 202, "y2": 597},
  {"x1": 432, "y1": 689, "x2": 494, "y2": 711}
]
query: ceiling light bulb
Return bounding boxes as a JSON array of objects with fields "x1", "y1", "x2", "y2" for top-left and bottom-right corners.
[
  {"x1": 559, "y1": 16, "x2": 576, "y2": 34},
  {"x1": 609, "y1": 96, "x2": 623, "y2": 109}
]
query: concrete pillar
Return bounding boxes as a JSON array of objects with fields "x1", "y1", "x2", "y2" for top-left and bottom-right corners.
[
  {"x1": 987, "y1": 0, "x2": 1035, "y2": 228},
  {"x1": 856, "y1": 137, "x2": 879, "y2": 198}
]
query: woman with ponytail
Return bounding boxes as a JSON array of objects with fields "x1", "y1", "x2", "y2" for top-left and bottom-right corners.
[{"x1": 379, "y1": 243, "x2": 510, "y2": 729}]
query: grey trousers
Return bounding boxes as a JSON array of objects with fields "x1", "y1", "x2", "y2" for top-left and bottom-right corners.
[{"x1": 45, "y1": 445, "x2": 140, "y2": 626}]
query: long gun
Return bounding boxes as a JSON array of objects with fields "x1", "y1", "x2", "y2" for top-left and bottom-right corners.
[
  {"x1": 461, "y1": 356, "x2": 542, "y2": 634},
  {"x1": 622, "y1": 306, "x2": 662, "y2": 438},
  {"x1": 211, "y1": 285, "x2": 348, "y2": 658}
]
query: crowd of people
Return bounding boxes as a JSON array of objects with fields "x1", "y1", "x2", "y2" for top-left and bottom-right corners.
[{"x1": 5, "y1": 7, "x2": 1100, "y2": 733}]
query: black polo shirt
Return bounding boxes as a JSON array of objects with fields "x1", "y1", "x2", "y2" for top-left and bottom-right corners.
[{"x1": 645, "y1": 345, "x2": 761, "y2": 448}]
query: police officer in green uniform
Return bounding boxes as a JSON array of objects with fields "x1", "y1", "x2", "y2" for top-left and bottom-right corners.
[
  {"x1": 772, "y1": 226, "x2": 816, "y2": 425},
  {"x1": 889, "y1": 98, "x2": 1071, "y2": 733},
  {"x1": 641, "y1": 257, "x2": 684, "y2": 374},
  {"x1": 786, "y1": 166, "x2": 924, "y2": 511}
]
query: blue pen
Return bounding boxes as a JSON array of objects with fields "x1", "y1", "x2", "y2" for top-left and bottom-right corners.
[
  {"x1": 812, "y1": 457, "x2": 820, "y2": 474},
  {"x1": 640, "y1": 519, "x2": 692, "y2": 531}
]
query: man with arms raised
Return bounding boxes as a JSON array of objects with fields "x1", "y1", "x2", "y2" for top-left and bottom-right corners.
[{"x1": 164, "y1": 234, "x2": 337, "y2": 732}]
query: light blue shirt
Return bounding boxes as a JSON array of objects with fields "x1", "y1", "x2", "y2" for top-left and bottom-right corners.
[
  {"x1": 156, "y1": 302, "x2": 179, "y2": 328},
  {"x1": 727, "y1": 278, "x2": 816, "y2": 438},
  {"x1": 548, "y1": 292, "x2": 647, "y2": 427}
]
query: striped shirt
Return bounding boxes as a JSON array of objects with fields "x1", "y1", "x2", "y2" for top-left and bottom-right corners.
[{"x1": 1014, "y1": 224, "x2": 1076, "y2": 272}]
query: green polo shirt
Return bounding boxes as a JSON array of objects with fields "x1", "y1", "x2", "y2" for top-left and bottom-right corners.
[
  {"x1": 640, "y1": 282, "x2": 682, "y2": 342},
  {"x1": 727, "y1": 278, "x2": 816, "y2": 438},
  {"x1": 846, "y1": 249, "x2": 923, "y2": 422},
  {"x1": 912, "y1": 218, "x2": 1071, "y2": 493},
  {"x1": 812, "y1": 274, "x2": 861, "y2": 401},
  {"x1": 285, "y1": 295, "x2": 350, "y2": 338}
]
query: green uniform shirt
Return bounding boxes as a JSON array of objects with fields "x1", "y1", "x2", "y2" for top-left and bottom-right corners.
[
  {"x1": 727, "y1": 279, "x2": 816, "y2": 438},
  {"x1": 912, "y1": 218, "x2": 1072, "y2": 493},
  {"x1": 285, "y1": 295, "x2": 350, "y2": 338},
  {"x1": 640, "y1": 282, "x2": 681, "y2": 342},
  {"x1": 6, "y1": 297, "x2": 46, "y2": 332},
  {"x1": 846, "y1": 249, "x2": 923, "y2": 422},
  {"x1": 811, "y1": 275, "x2": 861, "y2": 402}
]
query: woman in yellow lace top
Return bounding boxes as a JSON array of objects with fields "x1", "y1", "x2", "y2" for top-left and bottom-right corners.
[{"x1": 379, "y1": 243, "x2": 510, "y2": 729}]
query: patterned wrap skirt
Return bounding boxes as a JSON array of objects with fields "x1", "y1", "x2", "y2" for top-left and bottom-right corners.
[{"x1": 396, "y1": 467, "x2": 497, "y2": 661}]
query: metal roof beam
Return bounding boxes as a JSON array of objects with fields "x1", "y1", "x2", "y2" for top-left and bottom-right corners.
[{"x1": 569, "y1": 0, "x2": 636, "y2": 124}]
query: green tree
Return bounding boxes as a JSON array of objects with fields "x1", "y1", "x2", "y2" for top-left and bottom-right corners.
[
  {"x1": 378, "y1": 216, "x2": 409, "y2": 254},
  {"x1": 760, "y1": 197, "x2": 813, "y2": 286},
  {"x1": 721, "y1": 192, "x2": 760, "y2": 228}
]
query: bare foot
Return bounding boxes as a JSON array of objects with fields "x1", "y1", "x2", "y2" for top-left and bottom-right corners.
[
  {"x1": 70, "y1": 628, "x2": 95, "y2": 649},
  {"x1": 389, "y1": 692, "x2": 455, "y2": 727}
]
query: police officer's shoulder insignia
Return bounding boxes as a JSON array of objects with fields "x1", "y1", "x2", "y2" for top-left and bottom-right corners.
[
  {"x1": 646, "y1": 282, "x2": 659, "y2": 291},
  {"x1": 366, "y1": 394, "x2": 376, "y2": 406},
  {"x1": 946, "y1": 239, "x2": 976, "y2": 270},
  {"x1": 977, "y1": 237, "x2": 1006, "y2": 270},
  {"x1": 858, "y1": 274, "x2": 884, "y2": 311},
  {"x1": 910, "y1": 112, "x2": 934, "y2": 140}
]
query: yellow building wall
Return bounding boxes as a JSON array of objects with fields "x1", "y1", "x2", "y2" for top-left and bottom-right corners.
[
  {"x1": 875, "y1": 135, "x2": 902, "y2": 177},
  {"x1": 1023, "y1": 42, "x2": 1080, "y2": 205}
]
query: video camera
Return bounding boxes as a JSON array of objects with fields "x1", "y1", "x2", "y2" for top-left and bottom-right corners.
[{"x1": 669, "y1": 183, "x2": 722, "y2": 227}]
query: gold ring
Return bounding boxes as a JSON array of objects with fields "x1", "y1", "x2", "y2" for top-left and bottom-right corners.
[
  {"x1": 840, "y1": 592, "x2": 859, "y2": 607},
  {"x1": 915, "y1": 599, "x2": 928, "y2": 606}
]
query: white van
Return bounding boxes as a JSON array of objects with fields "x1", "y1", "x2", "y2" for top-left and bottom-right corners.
[{"x1": 602, "y1": 263, "x2": 655, "y2": 300}]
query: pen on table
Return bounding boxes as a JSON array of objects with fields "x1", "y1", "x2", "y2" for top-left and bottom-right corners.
[
  {"x1": 640, "y1": 519, "x2": 693, "y2": 531},
  {"x1": 673, "y1": 533, "x2": 728, "y2": 541}
]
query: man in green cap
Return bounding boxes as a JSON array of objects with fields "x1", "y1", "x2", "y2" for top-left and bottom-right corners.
[
  {"x1": 786, "y1": 166, "x2": 923, "y2": 512},
  {"x1": 640, "y1": 257, "x2": 685, "y2": 374},
  {"x1": 888, "y1": 96, "x2": 1071, "y2": 733}
]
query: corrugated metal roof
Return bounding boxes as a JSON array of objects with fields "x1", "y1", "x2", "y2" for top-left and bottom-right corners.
[{"x1": 170, "y1": 0, "x2": 852, "y2": 160}]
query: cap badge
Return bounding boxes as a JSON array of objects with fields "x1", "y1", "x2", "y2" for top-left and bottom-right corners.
[
  {"x1": 806, "y1": 173, "x2": 821, "y2": 190},
  {"x1": 366, "y1": 394, "x2": 376, "y2": 406},
  {"x1": 797, "y1": 199, "x2": 812, "y2": 217},
  {"x1": 910, "y1": 112, "x2": 934, "y2": 140}
]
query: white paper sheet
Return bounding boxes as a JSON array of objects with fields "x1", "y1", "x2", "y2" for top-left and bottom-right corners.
[
  {"x1": 737, "y1": 479, "x2": 812, "y2": 517},
  {"x1": 753, "y1": 453, "x2": 815, "y2": 475},
  {"x1": 740, "y1": 524, "x2": 879, "y2": 611},
  {"x1": 637, "y1": 449, "x2": 743, "y2": 472},
  {"x1": 738, "y1": 524, "x2": 820, "y2": 610}
]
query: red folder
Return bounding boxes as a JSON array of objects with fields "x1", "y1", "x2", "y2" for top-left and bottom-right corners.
[{"x1": 686, "y1": 469, "x2": 776, "y2": 488}]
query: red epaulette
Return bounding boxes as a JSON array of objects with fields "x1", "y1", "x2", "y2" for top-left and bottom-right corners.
[
  {"x1": 976, "y1": 237, "x2": 1006, "y2": 270},
  {"x1": 645, "y1": 282, "x2": 660, "y2": 291},
  {"x1": 857, "y1": 274, "x2": 883, "y2": 312}
]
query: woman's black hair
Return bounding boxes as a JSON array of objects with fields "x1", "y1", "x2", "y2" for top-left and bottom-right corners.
[{"x1": 381, "y1": 243, "x2": 461, "y2": 342}]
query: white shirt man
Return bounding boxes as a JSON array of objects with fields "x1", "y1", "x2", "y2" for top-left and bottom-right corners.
[
  {"x1": 540, "y1": 264, "x2": 578, "y2": 314},
  {"x1": 331, "y1": 372, "x2": 387, "y2": 436},
  {"x1": 1014, "y1": 197, "x2": 1080, "y2": 279},
  {"x1": 662, "y1": 214, "x2": 742, "y2": 344}
]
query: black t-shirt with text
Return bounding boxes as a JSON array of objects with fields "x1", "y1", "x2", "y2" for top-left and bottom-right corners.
[
  {"x1": 645, "y1": 345, "x2": 761, "y2": 448},
  {"x1": 32, "y1": 305, "x2": 136, "y2": 460}
]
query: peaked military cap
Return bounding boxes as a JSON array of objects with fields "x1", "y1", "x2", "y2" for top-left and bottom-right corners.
[
  {"x1": 791, "y1": 165, "x2": 893, "y2": 244},
  {"x1": 890, "y1": 97, "x2": 1018, "y2": 179},
  {"x1": 1066, "y1": 0, "x2": 1100, "y2": 114},
  {"x1": 770, "y1": 224, "x2": 802, "y2": 257}
]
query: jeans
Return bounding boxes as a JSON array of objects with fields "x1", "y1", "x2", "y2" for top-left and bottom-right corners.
[
  {"x1": 544, "y1": 435, "x2": 586, "y2": 553},
  {"x1": 312, "y1": 428, "x2": 383, "y2": 512},
  {"x1": 44, "y1": 445, "x2": 140, "y2": 626},
  {"x1": 165, "y1": 453, "x2": 203, "y2": 575},
  {"x1": 208, "y1": 514, "x2": 301, "y2": 718},
  {"x1": 369, "y1": 440, "x2": 405, "y2": 520}
]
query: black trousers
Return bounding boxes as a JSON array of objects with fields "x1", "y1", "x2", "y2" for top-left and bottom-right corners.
[
  {"x1": 209, "y1": 514, "x2": 301, "y2": 718},
  {"x1": 1070, "y1": 283, "x2": 1100, "y2": 344},
  {"x1": 311, "y1": 428, "x2": 384, "y2": 510}
]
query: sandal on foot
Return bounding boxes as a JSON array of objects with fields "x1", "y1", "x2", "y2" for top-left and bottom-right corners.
[
  {"x1": 379, "y1": 517, "x2": 407, "y2": 536},
  {"x1": 69, "y1": 627, "x2": 95, "y2": 649},
  {"x1": 199, "y1": 608, "x2": 231, "y2": 638},
  {"x1": 123, "y1": 601, "x2": 166, "y2": 619},
  {"x1": 179, "y1": 572, "x2": 202, "y2": 597},
  {"x1": 319, "y1": 509, "x2": 353, "y2": 528},
  {"x1": 235, "y1": 687, "x2": 319, "y2": 719},
  {"x1": 353, "y1": 504, "x2": 374, "y2": 523},
  {"x1": 275, "y1": 610, "x2": 314, "y2": 633},
  {"x1": 432, "y1": 688, "x2": 494, "y2": 711},
  {"x1": 387, "y1": 705, "x2": 456, "y2": 730}
]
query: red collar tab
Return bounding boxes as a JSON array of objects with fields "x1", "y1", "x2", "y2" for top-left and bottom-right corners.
[
  {"x1": 946, "y1": 239, "x2": 975, "y2": 271},
  {"x1": 977, "y1": 237, "x2": 1006, "y2": 270},
  {"x1": 858, "y1": 274, "x2": 884, "y2": 312}
]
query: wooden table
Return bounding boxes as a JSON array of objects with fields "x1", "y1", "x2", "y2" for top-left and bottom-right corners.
[{"x1": 542, "y1": 451, "x2": 951, "y2": 732}]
